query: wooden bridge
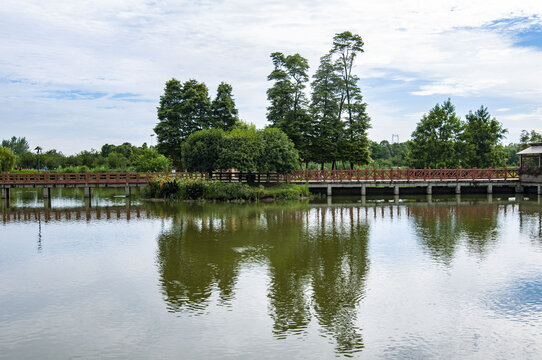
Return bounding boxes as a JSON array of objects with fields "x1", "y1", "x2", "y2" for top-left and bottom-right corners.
[{"x1": 1, "y1": 168, "x2": 538, "y2": 203}]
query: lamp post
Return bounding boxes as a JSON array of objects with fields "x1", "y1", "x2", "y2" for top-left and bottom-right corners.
[{"x1": 35, "y1": 146, "x2": 42, "y2": 173}]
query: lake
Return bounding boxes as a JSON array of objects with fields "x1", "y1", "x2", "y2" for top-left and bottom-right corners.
[{"x1": 1, "y1": 189, "x2": 542, "y2": 359}]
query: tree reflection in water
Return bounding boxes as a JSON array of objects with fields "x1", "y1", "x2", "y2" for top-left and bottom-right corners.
[
  {"x1": 519, "y1": 202, "x2": 542, "y2": 246},
  {"x1": 155, "y1": 203, "x2": 369, "y2": 355},
  {"x1": 409, "y1": 203, "x2": 502, "y2": 264}
]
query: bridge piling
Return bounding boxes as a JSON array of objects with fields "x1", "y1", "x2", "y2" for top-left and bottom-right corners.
[
  {"x1": 487, "y1": 184, "x2": 493, "y2": 194},
  {"x1": 394, "y1": 185, "x2": 400, "y2": 195},
  {"x1": 1, "y1": 187, "x2": 8, "y2": 200},
  {"x1": 361, "y1": 184, "x2": 366, "y2": 196},
  {"x1": 455, "y1": 184, "x2": 461, "y2": 194},
  {"x1": 125, "y1": 186, "x2": 131, "y2": 197},
  {"x1": 427, "y1": 185, "x2": 433, "y2": 195},
  {"x1": 84, "y1": 187, "x2": 91, "y2": 198},
  {"x1": 43, "y1": 187, "x2": 51, "y2": 198},
  {"x1": 327, "y1": 185, "x2": 332, "y2": 197}
]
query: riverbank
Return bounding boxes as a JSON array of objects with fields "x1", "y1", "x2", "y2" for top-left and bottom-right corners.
[{"x1": 143, "y1": 176, "x2": 310, "y2": 201}]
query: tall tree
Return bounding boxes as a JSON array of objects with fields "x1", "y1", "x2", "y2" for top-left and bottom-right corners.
[
  {"x1": 210, "y1": 82, "x2": 239, "y2": 131},
  {"x1": 154, "y1": 79, "x2": 211, "y2": 168},
  {"x1": 1, "y1": 136, "x2": 29, "y2": 156},
  {"x1": 462, "y1": 106, "x2": 507, "y2": 168},
  {"x1": 309, "y1": 54, "x2": 343, "y2": 168},
  {"x1": 408, "y1": 99, "x2": 463, "y2": 168},
  {"x1": 339, "y1": 93, "x2": 371, "y2": 167},
  {"x1": 330, "y1": 31, "x2": 371, "y2": 169},
  {"x1": 266, "y1": 52, "x2": 311, "y2": 161}
]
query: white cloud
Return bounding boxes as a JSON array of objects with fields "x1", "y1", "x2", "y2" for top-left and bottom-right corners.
[{"x1": 1, "y1": 0, "x2": 542, "y2": 152}]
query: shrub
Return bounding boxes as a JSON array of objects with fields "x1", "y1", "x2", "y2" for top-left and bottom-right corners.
[{"x1": 0, "y1": 147, "x2": 16, "y2": 171}]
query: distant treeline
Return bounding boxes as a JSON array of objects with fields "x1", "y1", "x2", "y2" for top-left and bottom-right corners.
[{"x1": 0, "y1": 137, "x2": 169, "y2": 172}]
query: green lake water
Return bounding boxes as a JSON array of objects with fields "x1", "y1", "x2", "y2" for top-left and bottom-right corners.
[{"x1": 1, "y1": 189, "x2": 542, "y2": 358}]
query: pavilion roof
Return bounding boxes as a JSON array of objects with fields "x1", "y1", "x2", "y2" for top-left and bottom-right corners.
[{"x1": 518, "y1": 145, "x2": 542, "y2": 155}]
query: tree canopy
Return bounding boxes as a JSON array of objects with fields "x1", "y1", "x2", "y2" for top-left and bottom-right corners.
[
  {"x1": 408, "y1": 99, "x2": 463, "y2": 168},
  {"x1": 181, "y1": 127, "x2": 299, "y2": 174},
  {"x1": 0, "y1": 147, "x2": 16, "y2": 172},
  {"x1": 461, "y1": 106, "x2": 507, "y2": 168},
  {"x1": 154, "y1": 78, "x2": 239, "y2": 168}
]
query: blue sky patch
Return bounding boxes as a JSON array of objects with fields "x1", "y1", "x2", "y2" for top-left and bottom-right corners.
[{"x1": 44, "y1": 90, "x2": 108, "y2": 100}]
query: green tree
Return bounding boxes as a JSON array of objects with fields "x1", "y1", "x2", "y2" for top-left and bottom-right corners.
[
  {"x1": 519, "y1": 129, "x2": 542, "y2": 150},
  {"x1": 1, "y1": 136, "x2": 29, "y2": 156},
  {"x1": 155, "y1": 79, "x2": 211, "y2": 168},
  {"x1": 309, "y1": 54, "x2": 343, "y2": 168},
  {"x1": 0, "y1": 147, "x2": 16, "y2": 171},
  {"x1": 42, "y1": 149, "x2": 65, "y2": 169},
  {"x1": 461, "y1": 106, "x2": 507, "y2": 168},
  {"x1": 75, "y1": 150, "x2": 100, "y2": 168},
  {"x1": 17, "y1": 152, "x2": 36, "y2": 169},
  {"x1": 339, "y1": 92, "x2": 371, "y2": 167},
  {"x1": 182, "y1": 128, "x2": 225, "y2": 173},
  {"x1": 106, "y1": 152, "x2": 129, "y2": 170},
  {"x1": 210, "y1": 82, "x2": 239, "y2": 131},
  {"x1": 266, "y1": 52, "x2": 311, "y2": 160},
  {"x1": 503, "y1": 144, "x2": 520, "y2": 166},
  {"x1": 408, "y1": 99, "x2": 463, "y2": 168},
  {"x1": 217, "y1": 128, "x2": 263, "y2": 171},
  {"x1": 330, "y1": 31, "x2": 371, "y2": 169},
  {"x1": 132, "y1": 148, "x2": 170, "y2": 172},
  {"x1": 258, "y1": 128, "x2": 300, "y2": 174}
]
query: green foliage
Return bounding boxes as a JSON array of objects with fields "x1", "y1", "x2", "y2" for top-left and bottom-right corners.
[
  {"x1": 17, "y1": 152, "x2": 36, "y2": 169},
  {"x1": 0, "y1": 147, "x2": 16, "y2": 171},
  {"x1": 217, "y1": 128, "x2": 263, "y2": 171},
  {"x1": 1, "y1": 136, "x2": 29, "y2": 156},
  {"x1": 181, "y1": 128, "x2": 225, "y2": 173},
  {"x1": 154, "y1": 78, "x2": 210, "y2": 168},
  {"x1": 258, "y1": 128, "x2": 300, "y2": 173},
  {"x1": 210, "y1": 82, "x2": 239, "y2": 131},
  {"x1": 408, "y1": 99, "x2": 463, "y2": 168},
  {"x1": 132, "y1": 148, "x2": 170, "y2": 172},
  {"x1": 39, "y1": 150, "x2": 63, "y2": 169},
  {"x1": 154, "y1": 78, "x2": 240, "y2": 169},
  {"x1": 144, "y1": 174, "x2": 307, "y2": 201},
  {"x1": 309, "y1": 54, "x2": 343, "y2": 166},
  {"x1": 369, "y1": 140, "x2": 409, "y2": 167},
  {"x1": 181, "y1": 127, "x2": 299, "y2": 174},
  {"x1": 519, "y1": 129, "x2": 542, "y2": 150},
  {"x1": 106, "y1": 152, "x2": 129, "y2": 170},
  {"x1": 503, "y1": 144, "x2": 519, "y2": 166},
  {"x1": 461, "y1": 106, "x2": 507, "y2": 168},
  {"x1": 340, "y1": 95, "x2": 371, "y2": 167},
  {"x1": 266, "y1": 52, "x2": 311, "y2": 160}
]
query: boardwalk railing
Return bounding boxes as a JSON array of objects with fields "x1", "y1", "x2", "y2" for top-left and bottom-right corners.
[
  {"x1": 289, "y1": 168, "x2": 520, "y2": 182},
  {"x1": 0, "y1": 171, "x2": 288, "y2": 186},
  {"x1": 0, "y1": 172, "x2": 151, "y2": 185},
  {"x1": 1, "y1": 168, "x2": 520, "y2": 186}
]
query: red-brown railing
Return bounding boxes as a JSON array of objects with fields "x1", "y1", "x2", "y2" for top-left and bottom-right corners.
[
  {"x1": 0, "y1": 172, "x2": 152, "y2": 185},
  {"x1": 0, "y1": 171, "x2": 288, "y2": 185},
  {"x1": 289, "y1": 168, "x2": 520, "y2": 182},
  {"x1": 1, "y1": 168, "x2": 520, "y2": 186}
]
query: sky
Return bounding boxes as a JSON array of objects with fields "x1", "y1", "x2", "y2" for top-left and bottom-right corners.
[{"x1": 1, "y1": 0, "x2": 542, "y2": 154}]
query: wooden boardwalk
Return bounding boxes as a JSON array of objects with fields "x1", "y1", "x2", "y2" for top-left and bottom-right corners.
[{"x1": 1, "y1": 168, "x2": 534, "y2": 202}]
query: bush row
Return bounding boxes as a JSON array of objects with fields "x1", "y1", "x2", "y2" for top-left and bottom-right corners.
[{"x1": 144, "y1": 175, "x2": 309, "y2": 201}]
